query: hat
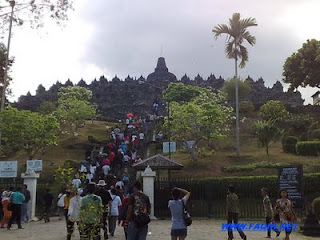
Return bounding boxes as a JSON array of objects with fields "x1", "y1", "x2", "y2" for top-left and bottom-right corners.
[{"x1": 97, "y1": 180, "x2": 107, "y2": 186}]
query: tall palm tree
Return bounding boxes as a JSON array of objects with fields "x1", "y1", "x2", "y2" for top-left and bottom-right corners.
[{"x1": 212, "y1": 13, "x2": 257, "y2": 157}]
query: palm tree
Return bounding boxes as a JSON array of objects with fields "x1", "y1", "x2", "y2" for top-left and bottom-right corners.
[{"x1": 212, "y1": 13, "x2": 257, "y2": 157}]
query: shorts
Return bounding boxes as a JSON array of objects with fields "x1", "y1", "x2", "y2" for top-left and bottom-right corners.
[{"x1": 171, "y1": 229, "x2": 187, "y2": 237}]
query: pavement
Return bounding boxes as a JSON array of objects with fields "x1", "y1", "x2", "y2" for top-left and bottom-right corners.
[{"x1": 0, "y1": 217, "x2": 317, "y2": 240}]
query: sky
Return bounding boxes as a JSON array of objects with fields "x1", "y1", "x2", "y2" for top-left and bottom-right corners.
[{"x1": 4, "y1": 0, "x2": 320, "y2": 104}]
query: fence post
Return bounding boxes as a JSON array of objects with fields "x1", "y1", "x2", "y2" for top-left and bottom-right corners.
[
  {"x1": 142, "y1": 165, "x2": 157, "y2": 219},
  {"x1": 21, "y1": 169, "x2": 40, "y2": 221}
]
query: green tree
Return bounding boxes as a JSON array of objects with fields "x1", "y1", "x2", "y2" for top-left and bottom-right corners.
[
  {"x1": 37, "y1": 101, "x2": 57, "y2": 115},
  {"x1": 283, "y1": 39, "x2": 320, "y2": 90},
  {"x1": 163, "y1": 83, "x2": 202, "y2": 103},
  {"x1": 260, "y1": 100, "x2": 289, "y2": 122},
  {"x1": 56, "y1": 86, "x2": 96, "y2": 135},
  {"x1": 239, "y1": 101, "x2": 255, "y2": 114},
  {"x1": 0, "y1": 42, "x2": 13, "y2": 104},
  {"x1": 222, "y1": 78, "x2": 252, "y2": 104},
  {"x1": 0, "y1": 106, "x2": 59, "y2": 158},
  {"x1": 254, "y1": 120, "x2": 281, "y2": 155},
  {"x1": 165, "y1": 89, "x2": 233, "y2": 161},
  {"x1": 212, "y1": 13, "x2": 257, "y2": 157}
]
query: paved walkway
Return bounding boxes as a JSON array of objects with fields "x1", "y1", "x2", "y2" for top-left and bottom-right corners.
[{"x1": 0, "y1": 217, "x2": 316, "y2": 240}]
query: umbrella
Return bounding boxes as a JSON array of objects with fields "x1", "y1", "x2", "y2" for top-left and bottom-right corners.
[{"x1": 127, "y1": 113, "x2": 134, "y2": 117}]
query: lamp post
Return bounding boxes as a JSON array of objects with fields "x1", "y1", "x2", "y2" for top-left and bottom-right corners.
[
  {"x1": 138, "y1": 80, "x2": 172, "y2": 158},
  {"x1": 0, "y1": 0, "x2": 15, "y2": 146}
]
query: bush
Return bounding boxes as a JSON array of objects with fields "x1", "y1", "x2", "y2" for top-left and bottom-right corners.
[
  {"x1": 282, "y1": 136, "x2": 299, "y2": 154},
  {"x1": 311, "y1": 129, "x2": 320, "y2": 140},
  {"x1": 239, "y1": 101, "x2": 255, "y2": 114},
  {"x1": 222, "y1": 161, "x2": 283, "y2": 172},
  {"x1": 312, "y1": 197, "x2": 320, "y2": 221},
  {"x1": 296, "y1": 141, "x2": 320, "y2": 156}
]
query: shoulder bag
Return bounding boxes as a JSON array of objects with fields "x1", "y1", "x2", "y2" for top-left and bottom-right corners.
[{"x1": 182, "y1": 199, "x2": 192, "y2": 226}]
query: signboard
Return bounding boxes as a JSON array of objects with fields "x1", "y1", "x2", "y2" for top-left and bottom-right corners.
[
  {"x1": 0, "y1": 161, "x2": 18, "y2": 178},
  {"x1": 163, "y1": 141, "x2": 177, "y2": 154},
  {"x1": 278, "y1": 165, "x2": 303, "y2": 209},
  {"x1": 27, "y1": 160, "x2": 43, "y2": 172},
  {"x1": 185, "y1": 141, "x2": 196, "y2": 150}
]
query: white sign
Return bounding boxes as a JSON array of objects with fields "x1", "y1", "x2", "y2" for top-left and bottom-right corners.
[
  {"x1": 185, "y1": 141, "x2": 196, "y2": 150},
  {"x1": 0, "y1": 161, "x2": 17, "y2": 178},
  {"x1": 27, "y1": 160, "x2": 43, "y2": 172},
  {"x1": 163, "y1": 141, "x2": 177, "y2": 154}
]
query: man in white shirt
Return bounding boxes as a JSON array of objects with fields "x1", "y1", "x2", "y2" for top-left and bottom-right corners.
[
  {"x1": 90, "y1": 165, "x2": 96, "y2": 175},
  {"x1": 139, "y1": 132, "x2": 144, "y2": 140},
  {"x1": 72, "y1": 178, "x2": 81, "y2": 188},
  {"x1": 86, "y1": 173, "x2": 94, "y2": 183},
  {"x1": 115, "y1": 178, "x2": 124, "y2": 191},
  {"x1": 108, "y1": 189, "x2": 122, "y2": 237},
  {"x1": 102, "y1": 164, "x2": 111, "y2": 177}
]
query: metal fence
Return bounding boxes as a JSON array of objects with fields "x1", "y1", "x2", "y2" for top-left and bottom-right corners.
[{"x1": 154, "y1": 177, "x2": 320, "y2": 219}]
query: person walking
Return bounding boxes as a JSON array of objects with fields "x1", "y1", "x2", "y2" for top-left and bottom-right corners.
[
  {"x1": 1, "y1": 189, "x2": 12, "y2": 228},
  {"x1": 43, "y1": 189, "x2": 54, "y2": 223},
  {"x1": 7, "y1": 187, "x2": 25, "y2": 230},
  {"x1": 108, "y1": 188, "x2": 122, "y2": 237},
  {"x1": 226, "y1": 185, "x2": 247, "y2": 240},
  {"x1": 125, "y1": 180, "x2": 151, "y2": 240},
  {"x1": 21, "y1": 184, "x2": 31, "y2": 223},
  {"x1": 57, "y1": 190, "x2": 66, "y2": 220},
  {"x1": 168, "y1": 187, "x2": 191, "y2": 240},
  {"x1": 96, "y1": 180, "x2": 112, "y2": 239},
  {"x1": 119, "y1": 187, "x2": 133, "y2": 240},
  {"x1": 275, "y1": 189, "x2": 297, "y2": 240},
  {"x1": 67, "y1": 189, "x2": 83, "y2": 240},
  {"x1": 261, "y1": 188, "x2": 280, "y2": 238},
  {"x1": 64, "y1": 190, "x2": 73, "y2": 226},
  {"x1": 80, "y1": 183, "x2": 102, "y2": 240}
]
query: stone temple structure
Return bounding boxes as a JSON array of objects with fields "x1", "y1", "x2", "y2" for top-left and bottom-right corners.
[{"x1": 14, "y1": 57, "x2": 304, "y2": 119}]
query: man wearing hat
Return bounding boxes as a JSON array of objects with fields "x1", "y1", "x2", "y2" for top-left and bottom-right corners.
[{"x1": 96, "y1": 180, "x2": 112, "y2": 239}]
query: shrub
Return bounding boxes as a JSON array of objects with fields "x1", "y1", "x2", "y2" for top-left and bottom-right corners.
[
  {"x1": 296, "y1": 141, "x2": 320, "y2": 156},
  {"x1": 282, "y1": 136, "x2": 299, "y2": 154},
  {"x1": 222, "y1": 161, "x2": 283, "y2": 172},
  {"x1": 239, "y1": 101, "x2": 254, "y2": 114},
  {"x1": 311, "y1": 129, "x2": 320, "y2": 140}
]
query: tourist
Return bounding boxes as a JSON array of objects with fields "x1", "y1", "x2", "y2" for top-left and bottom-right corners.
[
  {"x1": 67, "y1": 189, "x2": 83, "y2": 240},
  {"x1": 1, "y1": 188, "x2": 12, "y2": 228},
  {"x1": 86, "y1": 172, "x2": 94, "y2": 183},
  {"x1": 168, "y1": 187, "x2": 191, "y2": 240},
  {"x1": 102, "y1": 164, "x2": 111, "y2": 179},
  {"x1": 43, "y1": 189, "x2": 54, "y2": 223},
  {"x1": 108, "y1": 188, "x2": 122, "y2": 237},
  {"x1": 21, "y1": 184, "x2": 31, "y2": 223},
  {"x1": 102, "y1": 155, "x2": 111, "y2": 166},
  {"x1": 7, "y1": 187, "x2": 25, "y2": 230},
  {"x1": 64, "y1": 190, "x2": 73, "y2": 226},
  {"x1": 57, "y1": 189, "x2": 65, "y2": 220},
  {"x1": 275, "y1": 189, "x2": 297, "y2": 240},
  {"x1": 72, "y1": 177, "x2": 82, "y2": 189},
  {"x1": 119, "y1": 186, "x2": 133, "y2": 240},
  {"x1": 115, "y1": 177, "x2": 125, "y2": 191},
  {"x1": 226, "y1": 185, "x2": 247, "y2": 240},
  {"x1": 125, "y1": 180, "x2": 151, "y2": 240},
  {"x1": 80, "y1": 183, "x2": 102, "y2": 240},
  {"x1": 96, "y1": 180, "x2": 112, "y2": 240},
  {"x1": 261, "y1": 187, "x2": 280, "y2": 238},
  {"x1": 122, "y1": 172, "x2": 130, "y2": 196}
]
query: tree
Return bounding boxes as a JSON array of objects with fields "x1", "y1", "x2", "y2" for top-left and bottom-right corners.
[
  {"x1": 164, "y1": 88, "x2": 233, "y2": 161},
  {"x1": 283, "y1": 39, "x2": 320, "y2": 90},
  {"x1": 260, "y1": 100, "x2": 289, "y2": 122},
  {"x1": 254, "y1": 120, "x2": 280, "y2": 155},
  {"x1": 239, "y1": 101, "x2": 255, "y2": 114},
  {"x1": 0, "y1": 42, "x2": 13, "y2": 104},
  {"x1": 0, "y1": 106, "x2": 59, "y2": 159},
  {"x1": 222, "y1": 78, "x2": 251, "y2": 104},
  {"x1": 56, "y1": 86, "x2": 96, "y2": 135},
  {"x1": 0, "y1": 0, "x2": 74, "y2": 31},
  {"x1": 212, "y1": 13, "x2": 257, "y2": 157},
  {"x1": 37, "y1": 101, "x2": 57, "y2": 115},
  {"x1": 163, "y1": 83, "x2": 202, "y2": 103}
]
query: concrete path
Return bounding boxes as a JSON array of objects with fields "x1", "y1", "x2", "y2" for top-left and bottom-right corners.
[{"x1": 0, "y1": 217, "x2": 316, "y2": 240}]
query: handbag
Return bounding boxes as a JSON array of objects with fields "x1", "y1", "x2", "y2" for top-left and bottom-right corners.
[
  {"x1": 134, "y1": 212, "x2": 150, "y2": 228},
  {"x1": 182, "y1": 200, "x2": 192, "y2": 226}
]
